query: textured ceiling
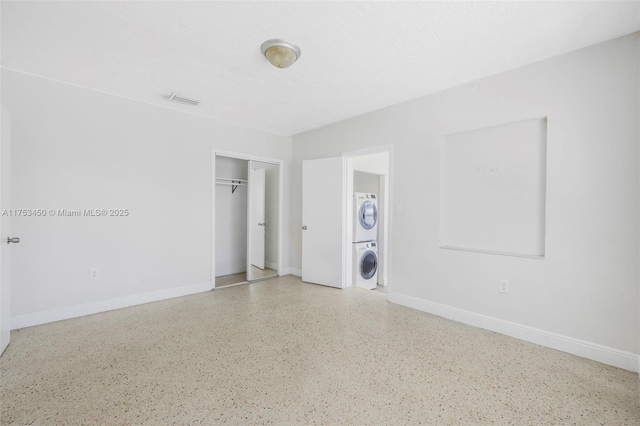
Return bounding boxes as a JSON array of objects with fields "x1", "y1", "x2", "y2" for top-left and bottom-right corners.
[{"x1": 2, "y1": 1, "x2": 639, "y2": 137}]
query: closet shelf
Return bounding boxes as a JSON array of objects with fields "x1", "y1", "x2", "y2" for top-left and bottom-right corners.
[
  {"x1": 215, "y1": 177, "x2": 247, "y2": 194},
  {"x1": 216, "y1": 177, "x2": 247, "y2": 183}
]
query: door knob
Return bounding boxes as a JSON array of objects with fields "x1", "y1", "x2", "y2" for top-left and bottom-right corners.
[
  {"x1": 302, "y1": 226, "x2": 307, "y2": 230},
  {"x1": 7, "y1": 237, "x2": 20, "y2": 244}
]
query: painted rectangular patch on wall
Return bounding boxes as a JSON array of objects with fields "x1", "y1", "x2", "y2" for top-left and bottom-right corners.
[{"x1": 440, "y1": 117, "x2": 547, "y2": 258}]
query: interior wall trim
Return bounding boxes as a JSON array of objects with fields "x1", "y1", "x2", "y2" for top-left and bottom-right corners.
[
  {"x1": 387, "y1": 291, "x2": 639, "y2": 372},
  {"x1": 215, "y1": 262, "x2": 247, "y2": 278},
  {"x1": 265, "y1": 261, "x2": 278, "y2": 271},
  {"x1": 285, "y1": 268, "x2": 302, "y2": 277},
  {"x1": 10, "y1": 281, "x2": 213, "y2": 330}
]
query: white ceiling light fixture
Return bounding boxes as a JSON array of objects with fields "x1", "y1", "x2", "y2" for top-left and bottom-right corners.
[{"x1": 260, "y1": 39, "x2": 301, "y2": 69}]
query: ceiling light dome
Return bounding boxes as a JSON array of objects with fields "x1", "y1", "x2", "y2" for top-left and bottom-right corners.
[{"x1": 260, "y1": 39, "x2": 301, "y2": 69}]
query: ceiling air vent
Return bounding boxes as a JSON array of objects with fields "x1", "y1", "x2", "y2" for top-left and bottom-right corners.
[{"x1": 165, "y1": 92, "x2": 201, "y2": 106}]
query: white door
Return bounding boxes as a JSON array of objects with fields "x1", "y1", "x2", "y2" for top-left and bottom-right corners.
[
  {"x1": 248, "y1": 163, "x2": 266, "y2": 270},
  {"x1": 302, "y1": 157, "x2": 344, "y2": 288},
  {"x1": 0, "y1": 106, "x2": 13, "y2": 355}
]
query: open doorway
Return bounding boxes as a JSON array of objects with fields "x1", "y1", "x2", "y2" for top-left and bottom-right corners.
[
  {"x1": 212, "y1": 151, "x2": 283, "y2": 288},
  {"x1": 344, "y1": 147, "x2": 391, "y2": 292}
]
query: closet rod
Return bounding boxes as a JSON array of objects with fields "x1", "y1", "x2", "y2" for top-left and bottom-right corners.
[
  {"x1": 216, "y1": 182, "x2": 247, "y2": 186},
  {"x1": 215, "y1": 177, "x2": 247, "y2": 183},
  {"x1": 216, "y1": 179, "x2": 246, "y2": 194}
]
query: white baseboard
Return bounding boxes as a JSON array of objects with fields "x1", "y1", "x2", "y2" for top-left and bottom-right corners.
[
  {"x1": 285, "y1": 267, "x2": 302, "y2": 277},
  {"x1": 387, "y1": 291, "x2": 639, "y2": 372},
  {"x1": 265, "y1": 261, "x2": 278, "y2": 270},
  {"x1": 11, "y1": 281, "x2": 213, "y2": 330},
  {"x1": 215, "y1": 262, "x2": 246, "y2": 277}
]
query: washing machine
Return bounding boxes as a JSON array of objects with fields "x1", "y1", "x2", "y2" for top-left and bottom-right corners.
[
  {"x1": 353, "y1": 241, "x2": 378, "y2": 290},
  {"x1": 353, "y1": 192, "x2": 378, "y2": 243}
]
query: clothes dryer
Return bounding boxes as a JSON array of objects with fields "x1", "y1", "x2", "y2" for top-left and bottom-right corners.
[{"x1": 353, "y1": 192, "x2": 378, "y2": 243}]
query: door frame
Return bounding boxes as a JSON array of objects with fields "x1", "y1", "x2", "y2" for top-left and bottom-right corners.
[
  {"x1": 212, "y1": 150, "x2": 284, "y2": 288},
  {"x1": 0, "y1": 105, "x2": 11, "y2": 355},
  {"x1": 341, "y1": 144, "x2": 393, "y2": 291}
]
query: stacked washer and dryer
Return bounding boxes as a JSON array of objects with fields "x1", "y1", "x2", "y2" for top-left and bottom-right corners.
[{"x1": 353, "y1": 193, "x2": 379, "y2": 290}]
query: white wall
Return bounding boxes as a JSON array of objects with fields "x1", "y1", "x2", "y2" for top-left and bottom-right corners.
[
  {"x1": 215, "y1": 156, "x2": 248, "y2": 277},
  {"x1": 353, "y1": 153, "x2": 389, "y2": 175},
  {"x1": 353, "y1": 171, "x2": 380, "y2": 198},
  {"x1": 292, "y1": 34, "x2": 640, "y2": 359},
  {"x1": 1, "y1": 69, "x2": 291, "y2": 317},
  {"x1": 440, "y1": 118, "x2": 547, "y2": 257}
]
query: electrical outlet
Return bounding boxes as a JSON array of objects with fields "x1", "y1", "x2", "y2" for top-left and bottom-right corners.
[
  {"x1": 90, "y1": 269, "x2": 100, "y2": 280},
  {"x1": 498, "y1": 279, "x2": 509, "y2": 294},
  {"x1": 396, "y1": 204, "x2": 404, "y2": 215}
]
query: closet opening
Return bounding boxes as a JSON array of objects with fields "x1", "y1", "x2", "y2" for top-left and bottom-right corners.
[{"x1": 212, "y1": 151, "x2": 283, "y2": 288}]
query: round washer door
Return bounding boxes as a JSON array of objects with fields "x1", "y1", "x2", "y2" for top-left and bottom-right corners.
[
  {"x1": 359, "y1": 201, "x2": 378, "y2": 230},
  {"x1": 360, "y1": 250, "x2": 378, "y2": 280}
]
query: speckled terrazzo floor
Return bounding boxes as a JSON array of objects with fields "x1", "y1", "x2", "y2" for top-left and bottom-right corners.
[
  {"x1": 215, "y1": 267, "x2": 279, "y2": 288},
  {"x1": 1, "y1": 275, "x2": 638, "y2": 425}
]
